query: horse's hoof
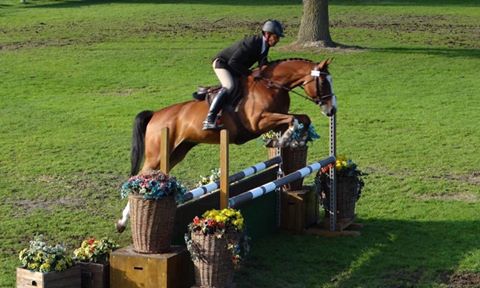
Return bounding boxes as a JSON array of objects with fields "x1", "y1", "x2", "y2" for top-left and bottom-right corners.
[{"x1": 116, "y1": 220, "x2": 126, "y2": 233}]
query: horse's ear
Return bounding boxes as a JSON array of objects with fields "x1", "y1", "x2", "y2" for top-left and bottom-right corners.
[{"x1": 318, "y1": 58, "x2": 333, "y2": 70}]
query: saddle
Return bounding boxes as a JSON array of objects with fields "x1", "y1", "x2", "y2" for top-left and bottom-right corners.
[
  {"x1": 192, "y1": 78, "x2": 243, "y2": 109},
  {"x1": 192, "y1": 79, "x2": 259, "y2": 142}
]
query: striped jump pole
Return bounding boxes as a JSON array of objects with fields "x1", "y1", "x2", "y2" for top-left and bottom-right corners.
[
  {"x1": 183, "y1": 155, "x2": 282, "y2": 202},
  {"x1": 229, "y1": 156, "x2": 336, "y2": 208}
]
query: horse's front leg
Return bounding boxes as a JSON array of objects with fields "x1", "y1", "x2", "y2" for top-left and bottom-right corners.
[
  {"x1": 255, "y1": 112, "x2": 311, "y2": 147},
  {"x1": 278, "y1": 114, "x2": 311, "y2": 146}
]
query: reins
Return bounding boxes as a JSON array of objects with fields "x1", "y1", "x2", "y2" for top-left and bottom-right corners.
[{"x1": 258, "y1": 74, "x2": 333, "y2": 105}]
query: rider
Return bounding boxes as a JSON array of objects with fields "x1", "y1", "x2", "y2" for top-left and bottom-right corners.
[{"x1": 202, "y1": 19, "x2": 285, "y2": 130}]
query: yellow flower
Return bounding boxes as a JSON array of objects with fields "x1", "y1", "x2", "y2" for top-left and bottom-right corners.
[
  {"x1": 55, "y1": 260, "x2": 66, "y2": 272},
  {"x1": 222, "y1": 208, "x2": 235, "y2": 217},
  {"x1": 27, "y1": 263, "x2": 39, "y2": 270},
  {"x1": 39, "y1": 263, "x2": 51, "y2": 273},
  {"x1": 203, "y1": 209, "x2": 220, "y2": 219},
  {"x1": 215, "y1": 215, "x2": 227, "y2": 223},
  {"x1": 18, "y1": 248, "x2": 27, "y2": 260},
  {"x1": 233, "y1": 218, "x2": 244, "y2": 230}
]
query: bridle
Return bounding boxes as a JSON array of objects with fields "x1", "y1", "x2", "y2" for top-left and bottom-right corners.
[{"x1": 259, "y1": 69, "x2": 335, "y2": 106}]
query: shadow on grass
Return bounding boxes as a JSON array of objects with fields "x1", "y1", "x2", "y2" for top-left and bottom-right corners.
[
  {"x1": 238, "y1": 218, "x2": 479, "y2": 287},
  {"x1": 26, "y1": 0, "x2": 480, "y2": 8}
]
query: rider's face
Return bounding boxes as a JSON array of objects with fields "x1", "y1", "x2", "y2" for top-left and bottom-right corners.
[{"x1": 266, "y1": 33, "x2": 280, "y2": 47}]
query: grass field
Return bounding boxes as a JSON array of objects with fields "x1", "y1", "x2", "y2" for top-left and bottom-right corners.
[{"x1": 1, "y1": 0, "x2": 479, "y2": 287}]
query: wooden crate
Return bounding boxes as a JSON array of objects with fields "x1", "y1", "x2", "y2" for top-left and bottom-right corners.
[
  {"x1": 110, "y1": 245, "x2": 193, "y2": 288},
  {"x1": 281, "y1": 187, "x2": 318, "y2": 233},
  {"x1": 16, "y1": 266, "x2": 81, "y2": 288},
  {"x1": 77, "y1": 262, "x2": 108, "y2": 288}
]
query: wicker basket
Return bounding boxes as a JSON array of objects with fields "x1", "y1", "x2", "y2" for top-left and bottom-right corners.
[
  {"x1": 319, "y1": 175, "x2": 360, "y2": 220},
  {"x1": 129, "y1": 195, "x2": 176, "y2": 254},
  {"x1": 281, "y1": 145, "x2": 308, "y2": 191},
  {"x1": 190, "y1": 233, "x2": 236, "y2": 288}
]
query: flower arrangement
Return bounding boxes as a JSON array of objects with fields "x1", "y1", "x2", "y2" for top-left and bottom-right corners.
[
  {"x1": 317, "y1": 155, "x2": 365, "y2": 219},
  {"x1": 18, "y1": 235, "x2": 74, "y2": 273},
  {"x1": 185, "y1": 208, "x2": 249, "y2": 266},
  {"x1": 260, "y1": 130, "x2": 280, "y2": 147},
  {"x1": 73, "y1": 238, "x2": 118, "y2": 264},
  {"x1": 320, "y1": 155, "x2": 365, "y2": 200},
  {"x1": 335, "y1": 155, "x2": 364, "y2": 179},
  {"x1": 261, "y1": 124, "x2": 320, "y2": 148},
  {"x1": 120, "y1": 170, "x2": 186, "y2": 203},
  {"x1": 197, "y1": 168, "x2": 221, "y2": 187}
]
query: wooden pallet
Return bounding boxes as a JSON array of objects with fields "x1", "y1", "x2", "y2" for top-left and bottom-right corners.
[{"x1": 305, "y1": 216, "x2": 363, "y2": 237}]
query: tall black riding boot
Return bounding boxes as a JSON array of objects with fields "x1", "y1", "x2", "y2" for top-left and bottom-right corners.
[{"x1": 203, "y1": 87, "x2": 228, "y2": 130}]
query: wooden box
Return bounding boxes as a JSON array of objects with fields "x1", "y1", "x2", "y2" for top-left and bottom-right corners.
[
  {"x1": 77, "y1": 262, "x2": 108, "y2": 288},
  {"x1": 110, "y1": 245, "x2": 193, "y2": 288},
  {"x1": 281, "y1": 187, "x2": 318, "y2": 233},
  {"x1": 16, "y1": 265, "x2": 81, "y2": 288}
]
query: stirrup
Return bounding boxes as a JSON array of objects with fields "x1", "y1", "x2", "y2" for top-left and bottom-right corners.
[{"x1": 202, "y1": 117, "x2": 224, "y2": 130}]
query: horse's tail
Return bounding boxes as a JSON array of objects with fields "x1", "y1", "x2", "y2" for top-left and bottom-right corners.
[{"x1": 130, "y1": 110, "x2": 154, "y2": 176}]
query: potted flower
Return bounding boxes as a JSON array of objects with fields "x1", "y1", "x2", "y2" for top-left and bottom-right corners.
[
  {"x1": 17, "y1": 235, "x2": 81, "y2": 288},
  {"x1": 73, "y1": 237, "x2": 118, "y2": 288},
  {"x1": 120, "y1": 170, "x2": 186, "y2": 253},
  {"x1": 185, "y1": 208, "x2": 249, "y2": 288},
  {"x1": 262, "y1": 124, "x2": 320, "y2": 190},
  {"x1": 318, "y1": 155, "x2": 365, "y2": 221}
]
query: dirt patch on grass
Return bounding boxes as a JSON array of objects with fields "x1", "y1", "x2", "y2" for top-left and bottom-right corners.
[
  {"x1": 415, "y1": 192, "x2": 479, "y2": 203},
  {"x1": 418, "y1": 172, "x2": 480, "y2": 202},
  {"x1": 447, "y1": 272, "x2": 480, "y2": 288},
  {"x1": 0, "y1": 19, "x2": 263, "y2": 51},
  {"x1": 3, "y1": 14, "x2": 477, "y2": 51},
  {"x1": 6, "y1": 197, "x2": 86, "y2": 214},
  {"x1": 445, "y1": 172, "x2": 480, "y2": 186},
  {"x1": 382, "y1": 269, "x2": 424, "y2": 287},
  {"x1": 335, "y1": 14, "x2": 478, "y2": 48},
  {"x1": 383, "y1": 269, "x2": 480, "y2": 287},
  {"x1": 7, "y1": 172, "x2": 125, "y2": 217}
]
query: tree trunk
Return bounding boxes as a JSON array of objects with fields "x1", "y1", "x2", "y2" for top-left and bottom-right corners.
[{"x1": 297, "y1": 0, "x2": 335, "y2": 47}]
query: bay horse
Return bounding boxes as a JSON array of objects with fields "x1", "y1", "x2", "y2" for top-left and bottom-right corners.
[
  {"x1": 116, "y1": 58, "x2": 336, "y2": 232},
  {"x1": 132, "y1": 58, "x2": 336, "y2": 175}
]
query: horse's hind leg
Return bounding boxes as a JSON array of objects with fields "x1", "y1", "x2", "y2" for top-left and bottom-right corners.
[
  {"x1": 116, "y1": 202, "x2": 130, "y2": 233},
  {"x1": 169, "y1": 141, "x2": 198, "y2": 169},
  {"x1": 141, "y1": 131, "x2": 174, "y2": 174}
]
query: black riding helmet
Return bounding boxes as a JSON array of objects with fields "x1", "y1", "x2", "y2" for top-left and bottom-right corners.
[{"x1": 262, "y1": 20, "x2": 284, "y2": 37}]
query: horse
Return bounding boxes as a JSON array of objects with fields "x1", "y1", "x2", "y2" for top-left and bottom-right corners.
[
  {"x1": 133, "y1": 58, "x2": 335, "y2": 175},
  {"x1": 116, "y1": 58, "x2": 336, "y2": 232}
]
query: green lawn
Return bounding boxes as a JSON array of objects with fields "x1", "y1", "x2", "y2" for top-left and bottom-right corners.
[{"x1": 0, "y1": 0, "x2": 479, "y2": 287}]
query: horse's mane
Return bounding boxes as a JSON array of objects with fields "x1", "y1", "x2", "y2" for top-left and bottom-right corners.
[{"x1": 266, "y1": 58, "x2": 314, "y2": 67}]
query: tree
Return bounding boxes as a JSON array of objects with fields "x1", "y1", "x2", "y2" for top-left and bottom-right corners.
[{"x1": 297, "y1": 0, "x2": 336, "y2": 47}]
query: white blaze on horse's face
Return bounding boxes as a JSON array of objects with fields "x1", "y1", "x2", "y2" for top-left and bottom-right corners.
[
  {"x1": 310, "y1": 69, "x2": 336, "y2": 117},
  {"x1": 324, "y1": 75, "x2": 337, "y2": 116}
]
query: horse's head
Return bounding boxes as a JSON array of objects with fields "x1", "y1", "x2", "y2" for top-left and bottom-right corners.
[{"x1": 302, "y1": 59, "x2": 337, "y2": 117}]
